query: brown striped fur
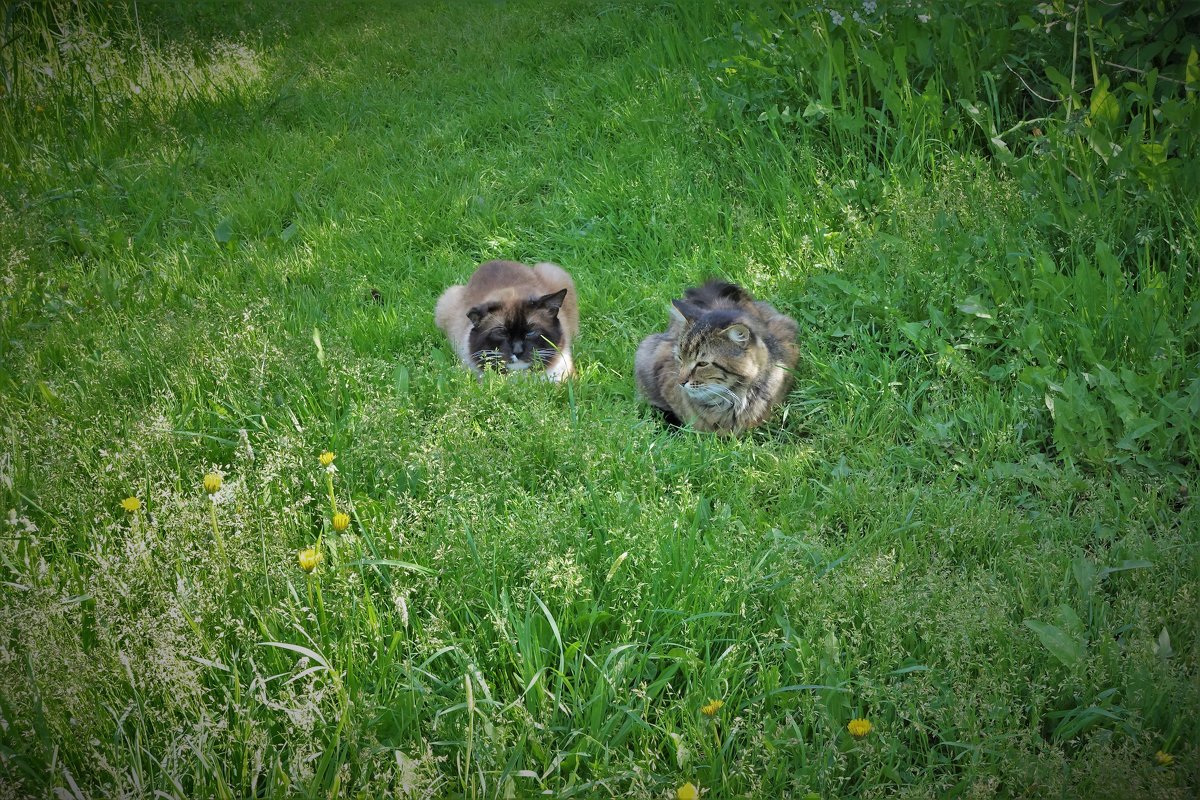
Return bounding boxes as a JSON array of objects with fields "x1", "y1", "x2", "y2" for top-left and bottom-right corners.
[{"x1": 635, "y1": 281, "x2": 798, "y2": 434}]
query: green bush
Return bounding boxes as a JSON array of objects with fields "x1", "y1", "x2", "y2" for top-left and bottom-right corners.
[{"x1": 704, "y1": 0, "x2": 1200, "y2": 473}]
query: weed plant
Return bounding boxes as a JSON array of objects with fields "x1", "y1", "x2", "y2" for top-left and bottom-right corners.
[{"x1": 0, "y1": 1, "x2": 1196, "y2": 798}]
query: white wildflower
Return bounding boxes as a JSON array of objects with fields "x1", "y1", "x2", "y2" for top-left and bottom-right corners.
[{"x1": 830, "y1": 10, "x2": 845, "y2": 26}]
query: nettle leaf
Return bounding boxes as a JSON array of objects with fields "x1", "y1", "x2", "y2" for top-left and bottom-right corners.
[{"x1": 1024, "y1": 619, "x2": 1084, "y2": 667}]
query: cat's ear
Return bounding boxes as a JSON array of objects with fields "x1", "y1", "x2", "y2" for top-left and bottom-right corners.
[
  {"x1": 670, "y1": 299, "x2": 701, "y2": 327},
  {"x1": 534, "y1": 288, "x2": 568, "y2": 315},
  {"x1": 467, "y1": 302, "x2": 497, "y2": 327},
  {"x1": 724, "y1": 323, "x2": 751, "y2": 346}
]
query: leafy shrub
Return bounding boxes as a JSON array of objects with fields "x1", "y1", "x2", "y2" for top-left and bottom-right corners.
[{"x1": 701, "y1": 0, "x2": 1200, "y2": 473}]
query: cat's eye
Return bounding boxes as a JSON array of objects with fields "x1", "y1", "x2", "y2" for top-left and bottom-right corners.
[
  {"x1": 525, "y1": 331, "x2": 541, "y2": 339},
  {"x1": 696, "y1": 361, "x2": 710, "y2": 368}
]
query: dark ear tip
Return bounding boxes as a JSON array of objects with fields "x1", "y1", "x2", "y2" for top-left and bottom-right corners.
[{"x1": 537, "y1": 288, "x2": 568, "y2": 311}]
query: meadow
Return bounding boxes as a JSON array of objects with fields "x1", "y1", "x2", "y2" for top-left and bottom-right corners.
[{"x1": 1, "y1": 1, "x2": 1197, "y2": 797}]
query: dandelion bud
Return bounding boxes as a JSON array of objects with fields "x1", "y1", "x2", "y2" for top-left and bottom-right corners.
[
  {"x1": 298, "y1": 547, "x2": 322, "y2": 573},
  {"x1": 319, "y1": 451, "x2": 335, "y2": 467},
  {"x1": 332, "y1": 512, "x2": 350, "y2": 532},
  {"x1": 701, "y1": 699, "x2": 724, "y2": 716},
  {"x1": 1156, "y1": 750, "x2": 1174, "y2": 767},
  {"x1": 121, "y1": 496, "x2": 141, "y2": 513},
  {"x1": 676, "y1": 782, "x2": 698, "y2": 800},
  {"x1": 203, "y1": 473, "x2": 223, "y2": 494}
]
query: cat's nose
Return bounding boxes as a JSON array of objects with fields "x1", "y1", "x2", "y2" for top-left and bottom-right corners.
[
  {"x1": 512, "y1": 340, "x2": 525, "y2": 356},
  {"x1": 678, "y1": 369, "x2": 692, "y2": 385}
]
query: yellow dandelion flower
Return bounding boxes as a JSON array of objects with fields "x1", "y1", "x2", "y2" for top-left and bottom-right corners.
[
  {"x1": 121, "y1": 496, "x2": 141, "y2": 513},
  {"x1": 332, "y1": 512, "x2": 350, "y2": 532},
  {"x1": 319, "y1": 451, "x2": 335, "y2": 467},
  {"x1": 1155, "y1": 750, "x2": 1174, "y2": 767},
  {"x1": 298, "y1": 547, "x2": 322, "y2": 573},
  {"x1": 203, "y1": 472, "x2": 222, "y2": 494},
  {"x1": 848, "y1": 718, "x2": 873, "y2": 737},
  {"x1": 676, "y1": 782, "x2": 698, "y2": 800},
  {"x1": 701, "y1": 699, "x2": 724, "y2": 716}
]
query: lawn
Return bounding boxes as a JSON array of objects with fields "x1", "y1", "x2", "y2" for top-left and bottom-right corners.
[{"x1": 1, "y1": 1, "x2": 1197, "y2": 798}]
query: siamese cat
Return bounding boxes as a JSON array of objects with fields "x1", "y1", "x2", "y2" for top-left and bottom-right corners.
[{"x1": 435, "y1": 260, "x2": 579, "y2": 381}]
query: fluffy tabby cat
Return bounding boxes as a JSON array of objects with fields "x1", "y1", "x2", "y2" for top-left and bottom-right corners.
[
  {"x1": 635, "y1": 280, "x2": 798, "y2": 434},
  {"x1": 435, "y1": 259, "x2": 578, "y2": 380}
]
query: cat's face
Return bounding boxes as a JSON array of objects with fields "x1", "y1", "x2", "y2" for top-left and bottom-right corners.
[
  {"x1": 672, "y1": 302, "x2": 765, "y2": 408},
  {"x1": 467, "y1": 289, "x2": 566, "y2": 373}
]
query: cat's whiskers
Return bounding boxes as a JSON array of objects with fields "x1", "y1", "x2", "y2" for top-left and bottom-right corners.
[
  {"x1": 471, "y1": 349, "x2": 504, "y2": 368},
  {"x1": 687, "y1": 382, "x2": 742, "y2": 410},
  {"x1": 712, "y1": 384, "x2": 748, "y2": 412}
]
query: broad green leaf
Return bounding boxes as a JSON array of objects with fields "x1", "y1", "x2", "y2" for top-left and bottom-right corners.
[
  {"x1": 1044, "y1": 65, "x2": 1071, "y2": 95},
  {"x1": 1089, "y1": 75, "x2": 1119, "y2": 126},
  {"x1": 1023, "y1": 619, "x2": 1084, "y2": 667},
  {"x1": 956, "y1": 297, "x2": 993, "y2": 319},
  {"x1": 1057, "y1": 604, "x2": 1085, "y2": 639},
  {"x1": 989, "y1": 136, "x2": 1013, "y2": 163},
  {"x1": 1071, "y1": 556, "x2": 1096, "y2": 596},
  {"x1": 1154, "y1": 628, "x2": 1174, "y2": 660},
  {"x1": 1139, "y1": 143, "x2": 1167, "y2": 166}
]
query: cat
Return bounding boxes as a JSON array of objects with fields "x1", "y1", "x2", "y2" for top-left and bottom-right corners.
[
  {"x1": 435, "y1": 259, "x2": 579, "y2": 381},
  {"x1": 635, "y1": 280, "x2": 799, "y2": 434}
]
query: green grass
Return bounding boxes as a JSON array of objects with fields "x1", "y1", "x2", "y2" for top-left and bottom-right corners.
[{"x1": 1, "y1": 1, "x2": 1197, "y2": 798}]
